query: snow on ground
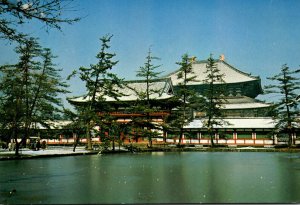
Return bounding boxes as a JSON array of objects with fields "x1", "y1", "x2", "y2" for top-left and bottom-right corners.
[{"x1": 0, "y1": 146, "x2": 91, "y2": 156}]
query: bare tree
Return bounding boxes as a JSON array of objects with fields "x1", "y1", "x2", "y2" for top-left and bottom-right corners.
[{"x1": 0, "y1": 0, "x2": 80, "y2": 42}]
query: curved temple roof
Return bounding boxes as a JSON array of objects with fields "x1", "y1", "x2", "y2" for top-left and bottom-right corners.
[
  {"x1": 68, "y1": 78, "x2": 174, "y2": 103},
  {"x1": 166, "y1": 60, "x2": 260, "y2": 86},
  {"x1": 223, "y1": 96, "x2": 272, "y2": 109}
]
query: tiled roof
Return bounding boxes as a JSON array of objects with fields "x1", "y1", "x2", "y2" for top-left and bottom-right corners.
[
  {"x1": 68, "y1": 78, "x2": 173, "y2": 103},
  {"x1": 32, "y1": 120, "x2": 72, "y2": 129},
  {"x1": 166, "y1": 60, "x2": 260, "y2": 85},
  {"x1": 222, "y1": 96, "x2": 272, "y2": 109},
  {"x1": 223, "y1": 102, "x2": 272, "y2": 109}
]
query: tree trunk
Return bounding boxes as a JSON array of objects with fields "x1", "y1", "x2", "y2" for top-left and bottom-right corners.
[
  {"x1": 210, "y1": 131, "x2": 215, "y2": 147},
  {"x1": 112, "y1": 137, "x2": 115, "y2": 151},
  {"x1": 149, "y1": 136, "x2": 153, "y2": 148},
  {"x1": 73, "y1": 133, "x2": 80, "y2": 152},
  {"x1": 14, "y1": 136, "x2": 26, "y2": 156},
  {"x1": 163, "y1": 129, "x2": 167, "y2": 143},
  {"x1": 14, "y1": 140, "x2": 20, "y2": 156},
  {"x1": 147, "y1": 127, "x2": 152, "y2": 148},
  {"x1": 178, "y1": 128, "x2": 183, "y2": 146},
  {"x1": 118, "y1": 134, "x2": 121, "y2": 151},
  {"x1": 288, "y1": 128, "x2": 292, "y2": 148},
  {"x1": 86, "y1": 123, "x2": 92, "y2": 150},
  {"x1": 11, "y1": 126, "x2": 19, "y2": 156}
]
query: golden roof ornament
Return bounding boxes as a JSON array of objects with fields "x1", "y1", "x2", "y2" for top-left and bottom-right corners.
[
  {"x1": 219, "y1": 54, "x2": 225, "y2": 61},
  {"x1": 188, "y1": 56, "x2": 197, "y2": 63}
]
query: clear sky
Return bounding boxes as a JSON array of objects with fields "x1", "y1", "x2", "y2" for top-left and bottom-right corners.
[{"x1": 1, "y1": 0, "x2": 300, "y2": 107}]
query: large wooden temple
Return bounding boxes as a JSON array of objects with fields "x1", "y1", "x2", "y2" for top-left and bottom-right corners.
[
  {"x1": 167, "y1": 59, "x2": 272, "y2": 117},
  {"x1": 69, "y1": 78, "x2": 175, "y2": 124},
  {"x1": 67, "y1": 58, "x2": 299, "y2": 146}
]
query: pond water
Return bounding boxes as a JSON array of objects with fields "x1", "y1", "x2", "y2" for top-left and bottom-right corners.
[{"x1": 1, "y1": 152, "x2": 300, "y2": 204}]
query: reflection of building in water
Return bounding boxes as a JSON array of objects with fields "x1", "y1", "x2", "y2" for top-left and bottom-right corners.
[{"x1": 65, "y1": 58, "x2": 299, "y2": 146}]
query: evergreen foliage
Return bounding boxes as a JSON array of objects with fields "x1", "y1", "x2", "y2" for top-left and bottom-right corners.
[
  {"x1": 264, "y1": 64, "x2": 300, "y2": 147},
  {"x1": 200, "y1": 54, "x2": 228, "y2": 147},
  {"x1": 171, "y1": 54, "x2": 200, "y2": 146},
  {"x1": 0, "y1": 37, "x2": 69, "y2": 155},
  {"x1": 131, "y1": 48, "x2": 163, "y2": 147},
  {"x1": 71, "y1": 34, "x2": 123, "y2": 150}
]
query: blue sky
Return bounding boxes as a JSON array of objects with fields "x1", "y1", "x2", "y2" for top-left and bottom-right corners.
[{"x1": 1, "y1": 0, "x2": 300, "y2": 106}]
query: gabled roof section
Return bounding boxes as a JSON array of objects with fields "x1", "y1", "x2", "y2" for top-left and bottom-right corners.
[
  {"x1": 166, "y1": 59, "x2": 260, "y2": 86},
  {"x1": 68, "y1": 78, "x2": 174, "y2": 104}
]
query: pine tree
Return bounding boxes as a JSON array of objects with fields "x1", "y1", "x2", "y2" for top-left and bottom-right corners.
[
  {"x1": 74, "y1": 35, "x2": 123, "y2": 150},
  {"x1": 201, "y1": 54, "x2": 228, "y2": 147},
  {"x1": 62, "y1": 107, "x2": 86, "y2": 152},
  {"x1": 132, "y1": 48, "x2": 163, "y2": 147},
  {"x1": 0, "y1": 62, "x2": 24, "y2": 154},
  {"x1": 0, "y1": 38, "x2": 69, "y2": 155},
  {"x1": 171, "y1": 54, "x2": 199, "y2": 146},
  {"x1": 264, "y1": 64, "x2": 300, "y2": 147},
  {"x1": 1, "y1": 38, "x2": 42, "y2": 155}
]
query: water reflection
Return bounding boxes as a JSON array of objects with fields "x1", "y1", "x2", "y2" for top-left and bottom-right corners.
[{"x1": 0, "y1": 152, "x2": 300, "y2": 204}]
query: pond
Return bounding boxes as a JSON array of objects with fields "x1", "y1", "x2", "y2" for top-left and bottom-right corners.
[{"x1": 1, "y1": 152, "x2": 300, "y2": 204}]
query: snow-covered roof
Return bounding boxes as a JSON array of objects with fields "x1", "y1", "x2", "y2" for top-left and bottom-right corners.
[
  {"x1": 68, "y1": 79, "x2": 173, "y2": 103},
  {"x1": 223, "y1": 102, "x2": 272, "y2": 109},
  {"x1": 221, "y1": 96, "x2": 272, "y2": 109},
  {"x1": 166, "y1": 60, "x2": 260, "y2": 86},
  {"x1": 31, "y1": 120, "x2": 72, "y2": 129},
  {"x1": 185, "y1": 118, "x2": 276, "y2": 129},
  {"x1": 226, "y1": 96, "x2": 261, "y2": 103},
  {"x1": 30, "y1": 118, "x2": 299, "y2": 130}
]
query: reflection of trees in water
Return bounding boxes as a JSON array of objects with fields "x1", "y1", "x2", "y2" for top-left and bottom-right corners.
[
  {"x1": 1, "y1": 153, "x2": 300, "y2": 203},
  {"x1": 277, "y1": 155, "x2": 300, "y2": 202},
  {"x1": 161, "y1": 153, "x2": 189, "y2": 202}
]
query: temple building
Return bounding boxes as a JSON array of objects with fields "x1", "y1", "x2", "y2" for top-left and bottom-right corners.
[
  {"x1": 166, "y1": 59, "x2": 272, "y2": 117},
  {"x1": 68, "y1": 58, "x2": 299, "y2": 146},
  {"x1": 68, "y1": 78, "x2": 175, "y2": 124}
]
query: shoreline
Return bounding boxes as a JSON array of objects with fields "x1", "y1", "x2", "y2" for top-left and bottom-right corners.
[{"x1": 1, "y1": 146, "x2": 299, "y2": 161}]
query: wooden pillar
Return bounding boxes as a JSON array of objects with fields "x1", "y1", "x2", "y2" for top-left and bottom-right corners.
[
  {"x1": 59, "y1": 134, "x2": 63, "y2": 145},
  {"x1": 163, "y1": 130, "x2": 167, "y2": 143},
  {"x1": 252, "y1": 129, "x2": 256, "y2": 145},
  {"x1": 233, "y1": 129, "x2": 237, "y2": 144},
  {"x1": 215, "y1": 130, "x2": 219, "y2": 144},
  {"x1": 274, "y1": 133, "x2": 278, "y2": 145}
]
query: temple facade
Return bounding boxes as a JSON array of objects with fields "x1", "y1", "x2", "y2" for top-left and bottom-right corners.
[
  {"x1": 67, "y1": 58, "x2": 299, "y2": 146},
  {"x1": 69, "y1": 78, "x2": 175, "y2": 124},
  {"x1": 166, "y1": 59, "x2": 273, "y2": 117}
]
